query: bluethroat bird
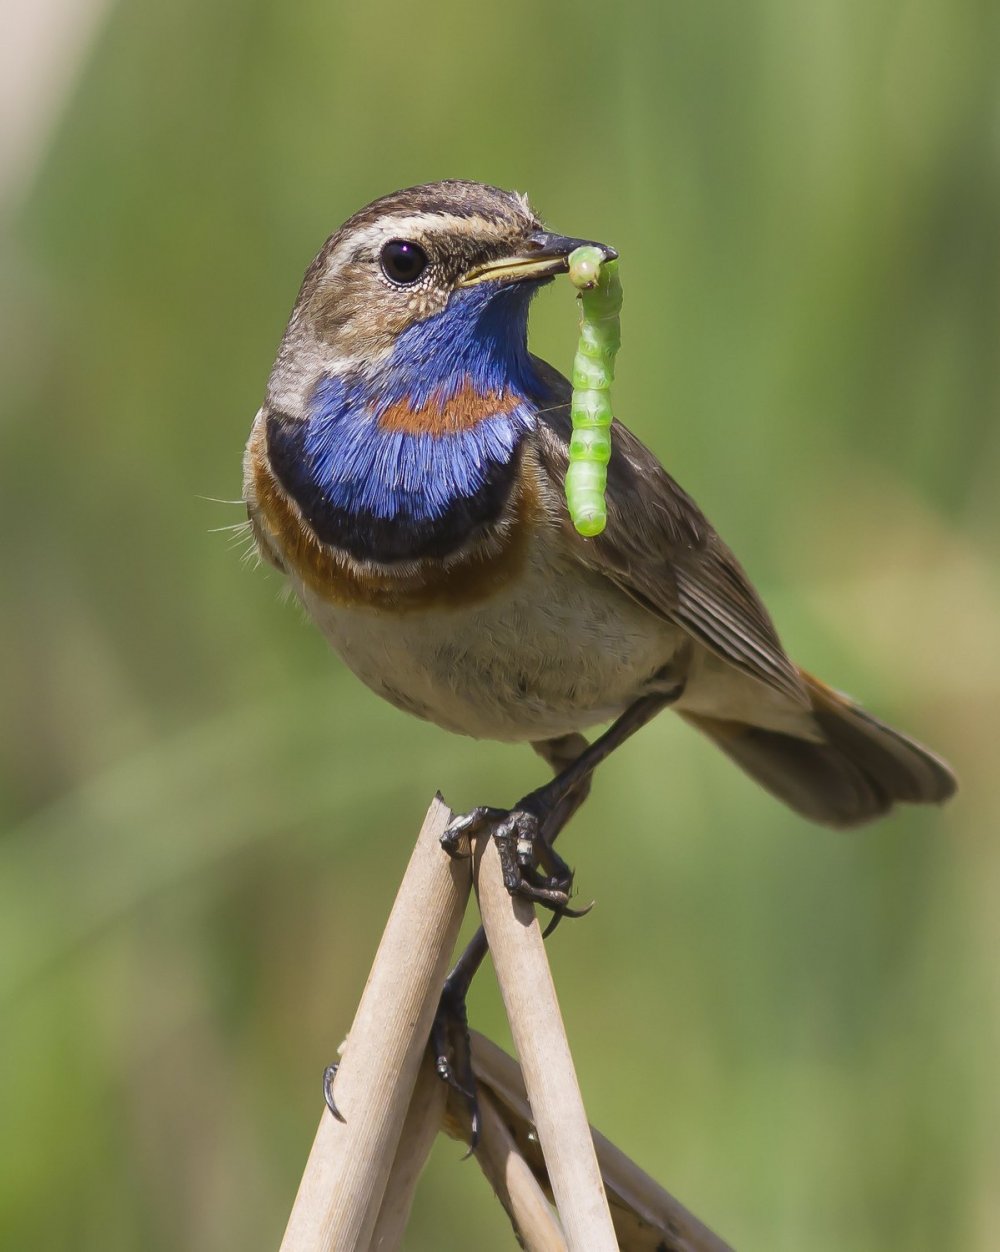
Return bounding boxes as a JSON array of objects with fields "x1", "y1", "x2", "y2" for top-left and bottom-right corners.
[
  {"x1": 244, "y1": 179, "x2": 955, "y2": 1123},
  {"x1": 244, "y1": 176, "x2": 954, "y2": 853}
]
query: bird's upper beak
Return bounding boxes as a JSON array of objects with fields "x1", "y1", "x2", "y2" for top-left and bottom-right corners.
[{"x1": 458, "y1": 231, "x2": 618, "y2": 287}]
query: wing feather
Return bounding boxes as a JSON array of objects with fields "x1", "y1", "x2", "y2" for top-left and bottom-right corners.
[{"x1": 530, "y1": 358, "x2": 807, "y2": 707}]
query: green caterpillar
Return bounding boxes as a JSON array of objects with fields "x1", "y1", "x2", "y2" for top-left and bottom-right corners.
[{"x1": 565, "y1": 246, "x2": 622, "y2": 537}]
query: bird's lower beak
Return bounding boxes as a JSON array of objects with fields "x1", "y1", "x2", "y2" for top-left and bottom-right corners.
[{"x1": 458, "y1": 231, "x2": 618, "y2": 287}]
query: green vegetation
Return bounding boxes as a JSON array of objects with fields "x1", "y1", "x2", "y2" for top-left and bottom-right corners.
[{"x1": 1, "y1": 1, "x2": 997, "y2": 1248}]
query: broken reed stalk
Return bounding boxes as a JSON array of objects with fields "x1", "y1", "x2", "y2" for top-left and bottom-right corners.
[
  {"x1": 473, "y1": 1086, "x2": 569, "y2": 1251},
  {"x1": 460, "y1": 1032, "x2": 736, "y2": 1252},
  {"x1": 279, "y1": 796, "x2": 469, "y2": 1252},
  {"x1": 474, "y1": 834, "x2": 619, "y2": 1251}
]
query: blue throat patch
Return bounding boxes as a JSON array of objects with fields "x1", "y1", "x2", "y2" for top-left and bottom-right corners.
[{"x1": 267, "y1": 283, "x2": 544, "y2": 563}]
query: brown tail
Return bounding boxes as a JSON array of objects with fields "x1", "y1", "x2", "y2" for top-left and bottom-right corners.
[{"x1": 680, "y1": 672, "x2": 957, "y2": 828}]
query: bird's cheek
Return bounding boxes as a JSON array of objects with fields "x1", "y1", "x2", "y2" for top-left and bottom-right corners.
[
  {"x1": 362, "y1": 292, "x2": 452, "y2": 351},
  {"x1": 311, "y1": 301, "x2": 396, "y2": 361}
]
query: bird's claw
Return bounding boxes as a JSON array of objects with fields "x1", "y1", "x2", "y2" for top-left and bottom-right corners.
[
  {"x1": 322, "y1": 1062, "x2": 346, "y2": 1123},
  {"x1": 540, "y1": 897, "x2": 593, "y2": 939},
  {"x1": 441, "y1": 803, "x2": 576, "y2": 912},
  {"x1": 439, "y1": 806, "x2": 508, "y2": 859}
]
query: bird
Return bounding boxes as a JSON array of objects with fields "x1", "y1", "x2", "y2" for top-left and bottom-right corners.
[
  {"x1": 244, "y1": 177, "x2": 954, "y2": 877},
  {"x1": 243, "y1": 178, "x2": 956, "y2": 1127}
]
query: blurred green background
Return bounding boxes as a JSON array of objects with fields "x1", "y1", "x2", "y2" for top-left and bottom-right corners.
[{"x1": 2, "y1": 0, "x2": 997, "y2": 1247}]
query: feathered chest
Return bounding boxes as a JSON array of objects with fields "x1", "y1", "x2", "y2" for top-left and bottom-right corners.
[{"x1": 265, "y1": 374, "x2": 537, "y2": 564}]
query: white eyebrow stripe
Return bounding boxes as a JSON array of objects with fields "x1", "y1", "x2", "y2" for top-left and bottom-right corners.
[{"x1": 324, "y1": 211, "x2": 529, "y2": 270}]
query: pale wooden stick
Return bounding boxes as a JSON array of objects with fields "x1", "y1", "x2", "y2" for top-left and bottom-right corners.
[
  {"x1": 474, "y1": 836, "x2": 618, "y2": 1251},
  {"x1": 368, "y1": 1048, "x2": 448, "y2": 1250},
  {"x1": 463, "y1": 1031, "x2": 735, "y2": 1252},
  {"x1": 280, "y1": 797, "x2": 469, "y2": 1252},
  {"x1": 474, "y1": 1085, "x2": 568, "y2": 1252}
]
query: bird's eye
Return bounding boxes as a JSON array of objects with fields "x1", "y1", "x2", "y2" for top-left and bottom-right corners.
[{"x1": 380, "y1": 239, "x2": 428, "y2": 285}]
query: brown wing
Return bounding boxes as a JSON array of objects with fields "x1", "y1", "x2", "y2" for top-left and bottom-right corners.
[{"x1": 530, "y1": 358, "x2": 808, "y2": 707}]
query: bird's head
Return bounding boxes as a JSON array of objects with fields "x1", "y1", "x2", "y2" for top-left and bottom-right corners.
[{"x1": 266, "y1": 180, "x2": 615, "y2": 411}]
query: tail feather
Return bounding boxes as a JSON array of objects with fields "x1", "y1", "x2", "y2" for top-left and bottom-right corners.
[{"x1": 680, "y1": 671, "x2": 956, "y2": 828}]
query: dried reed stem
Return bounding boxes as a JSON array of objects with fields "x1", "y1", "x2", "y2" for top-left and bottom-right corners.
[
  {"x1": 474, "y1": 1085, "x2": 568, "y2": 1251},
  {"x1": 280, "y1": 796, "x2": 469, "y2": 1251},
  {"x1": 368, "y1": 1048, "x2": 448, "y2": 1249},
  {"x1": 474, "y1": 835, "x2": 618, "y2": 1251},
  {"x1": 464, "y1": 1031, "x2": 735, "y2": 1252}
]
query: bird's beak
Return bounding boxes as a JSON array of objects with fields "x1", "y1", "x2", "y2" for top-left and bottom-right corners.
[{"x1": 458, "y1": 231, "x2": 618, "y2": 287}]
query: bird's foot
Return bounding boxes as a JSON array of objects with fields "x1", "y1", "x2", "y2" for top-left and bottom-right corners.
[
  {"x1": 431, "y1": 974, "x2": 480, "y2": 1150},
  {"x1": 441, "y1": 800, "x2": 582, "y2": 917}
]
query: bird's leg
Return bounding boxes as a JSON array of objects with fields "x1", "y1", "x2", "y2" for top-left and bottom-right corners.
[
  {"x1": 432, "y1": 732, "x2": 591, "y2": 1138},
  {"x1": 435, "y1": 689, "x2": 681, "y2": 1140},
  {"x1": 323, "y1": 733, "x2": 595, "y2": 1131},
  {"x1": 430, "y1": 924, "x2": 488, "y2": 1138},
  {"x1": 441, "y1": 689, "x2": 682, "y2": 909}
]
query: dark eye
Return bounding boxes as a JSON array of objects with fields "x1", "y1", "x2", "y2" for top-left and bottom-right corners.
[{"x1": 380, "y1": 239, "x2": 428, "y2": 285}]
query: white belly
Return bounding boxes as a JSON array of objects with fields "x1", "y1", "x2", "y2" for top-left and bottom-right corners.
[{"x1": 292, "y1": 537, "x2": 683, "y2": 742}]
